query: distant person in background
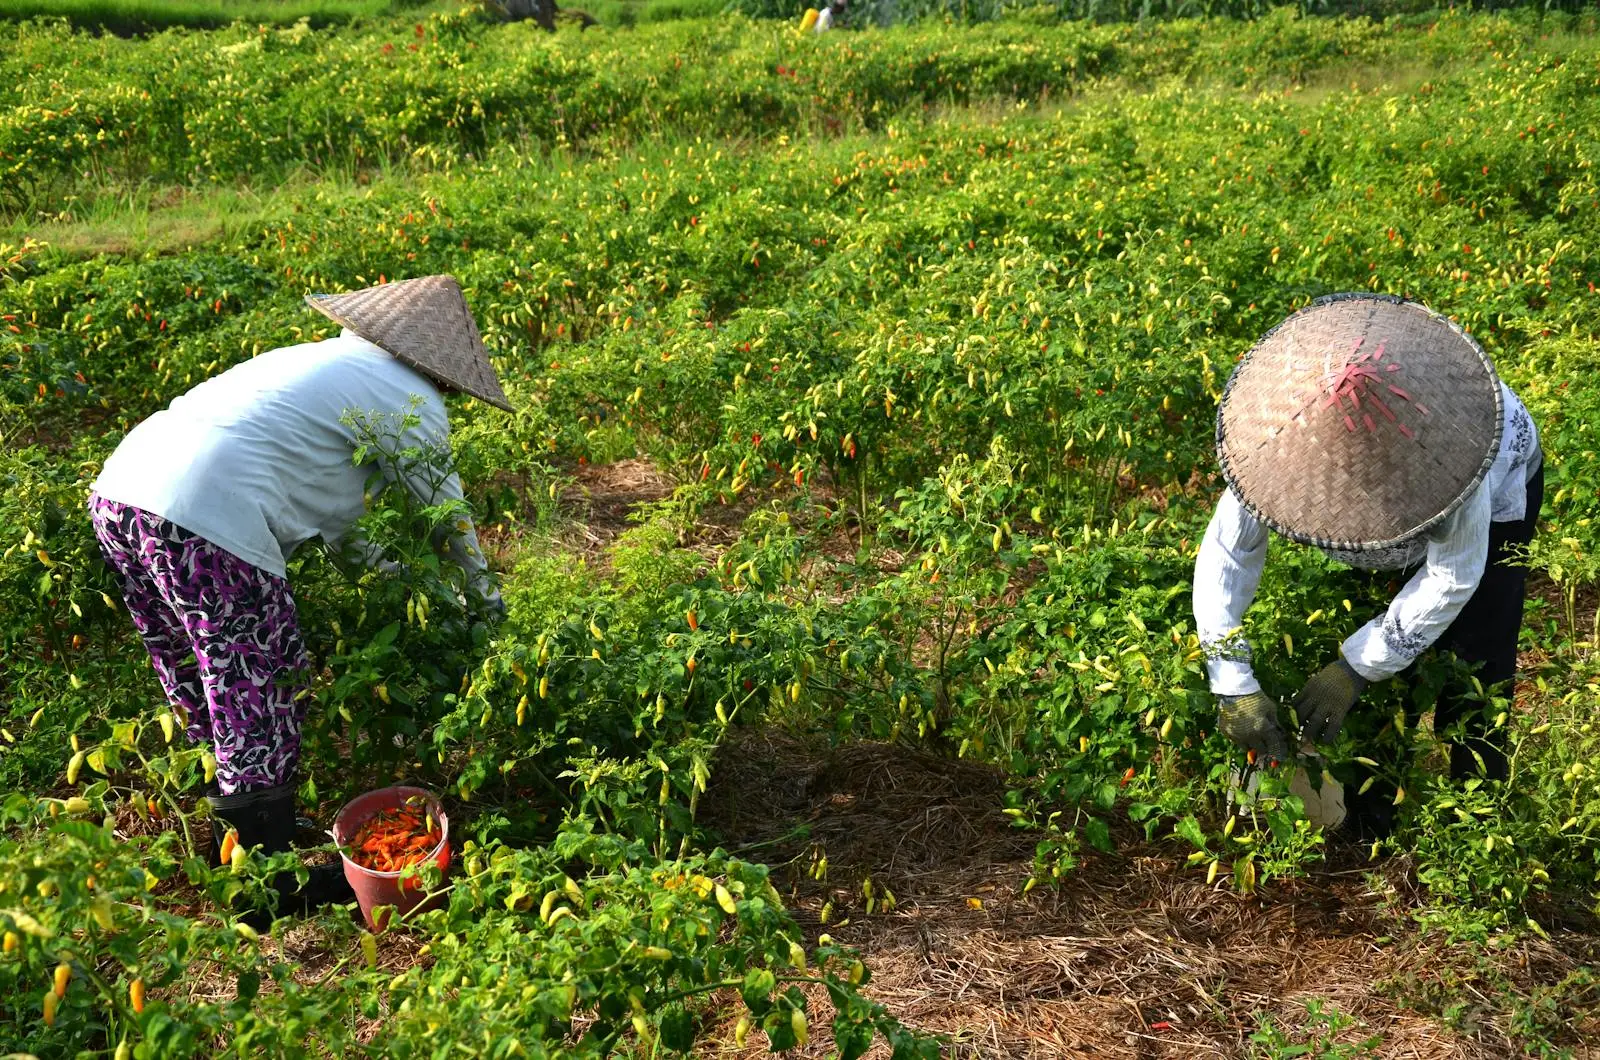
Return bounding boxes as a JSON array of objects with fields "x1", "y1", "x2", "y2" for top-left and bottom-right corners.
[
  {"x1": 814, "y1": 0, "x2": 846, "y2": 33},
  {"x1": 1193, "y1": 294, "x2": 1542, "y2": 840},
  {"x1": 88, "y1": 275, "x2": 510, "y2": 913}
]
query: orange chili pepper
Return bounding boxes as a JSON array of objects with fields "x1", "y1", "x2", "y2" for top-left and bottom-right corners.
[{"x1": 349, "y1": 806, "x2": 441, "y2": 873}]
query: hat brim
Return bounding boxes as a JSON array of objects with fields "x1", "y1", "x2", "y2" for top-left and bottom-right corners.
[
  {"x1": 1216, "y1": 294, "x2": 1501, "y2": 552},
  {"x1": 305, "y1": 276, "x2": 514, "y2": 413}
]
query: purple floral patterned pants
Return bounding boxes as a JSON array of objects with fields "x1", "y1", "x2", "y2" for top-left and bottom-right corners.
[{"x1": 89, "y1": 495, "x2": 307, "y2": 794}]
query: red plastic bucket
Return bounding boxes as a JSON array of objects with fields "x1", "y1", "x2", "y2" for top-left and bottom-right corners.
[{"x1": 333, "y1": 785, "x2": 451, "y2": 932}]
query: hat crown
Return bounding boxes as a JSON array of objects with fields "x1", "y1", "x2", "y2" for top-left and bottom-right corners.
[
  {"x1": 1217, "y1": 295, "x2": 1501, "y2": 551},
  {"x1": 305, "y1": 276, "x2": 512, "y2": 413}
]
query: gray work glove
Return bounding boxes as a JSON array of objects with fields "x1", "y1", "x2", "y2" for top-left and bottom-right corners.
[
  {"x1": 1294, "y1": 657, "x2": 1370, "y2": 746},
  {"x1": 1217, "y1": 691, "x2": 1292, "y2": 766}
]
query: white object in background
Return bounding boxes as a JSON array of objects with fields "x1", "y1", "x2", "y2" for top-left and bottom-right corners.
[
  {"x1": 1287, "y1": 761, "x2": 1347, "y2": 830},
  {"x1": 1229, "y1": 748, "x2": 1347, "y2": 831}
]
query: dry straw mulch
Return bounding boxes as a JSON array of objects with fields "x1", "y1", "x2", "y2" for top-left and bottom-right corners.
[{"x1": 700, "y1": 730, "x2": 1600, "y2": 1059}]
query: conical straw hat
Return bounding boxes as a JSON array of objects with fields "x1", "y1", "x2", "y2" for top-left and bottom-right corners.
[
  {"x1": 1217, "y1": 294, "x2": 1501, "y2": 552},
  {"x1": 305, "y1": 275, "x2": 512, "y2": 412}
]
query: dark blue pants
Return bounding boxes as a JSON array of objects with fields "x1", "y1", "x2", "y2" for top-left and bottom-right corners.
[
  {"x1": 1428, "y1": 463, "x2": 1544, "y2": 782},
  {"x1": 1343, "y1": 463, "x2": 1543, "y2": 836}
]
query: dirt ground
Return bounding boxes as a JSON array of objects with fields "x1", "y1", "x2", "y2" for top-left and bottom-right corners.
[
  {"x1": 700, "y1": 729, "x2": 1600, "y2": 1059},
  {"x1": 553, "y1": 458, "x2": 1600, "y2": 1059}
]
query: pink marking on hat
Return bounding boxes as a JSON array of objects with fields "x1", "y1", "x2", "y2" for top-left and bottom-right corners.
[{"x1": 1279, "y1": 332, "x2": 1424, "y2": 444}]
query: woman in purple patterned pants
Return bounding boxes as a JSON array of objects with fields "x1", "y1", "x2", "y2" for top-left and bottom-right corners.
[
  {"x1": 89, "y1": 499, "x2": 312, "y2": 795},
  {"x1": 90, "y1": 276, "x2": 511, "y2": 916}
]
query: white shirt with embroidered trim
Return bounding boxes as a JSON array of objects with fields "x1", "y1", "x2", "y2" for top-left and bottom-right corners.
[
  {"x1": 1193, "y1": 380, "x2": 1540, "y2": 696},
  {"x1": 92, "y1": 331, "x2": 491, "y2": 589}
]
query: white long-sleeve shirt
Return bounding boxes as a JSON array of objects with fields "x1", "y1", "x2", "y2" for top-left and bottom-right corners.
[
  {"x1": 92, "y1": 331, "x2": 489, "y2": 586},
  {"x1": 1194, "y1": 381, "x2": 1540, "y2": 695}
]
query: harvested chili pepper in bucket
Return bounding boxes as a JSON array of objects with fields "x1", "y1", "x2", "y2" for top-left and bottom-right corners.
[
  {"x1": 334, "y1": 785, "x2": 452, "y2": 931},
  {"x1": 348, "y1": 801, "x2": 443, "y2": 873}
]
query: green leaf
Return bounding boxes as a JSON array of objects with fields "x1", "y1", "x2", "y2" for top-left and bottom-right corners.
[
  {"x1": 762, "y1": 1008, "x2": 797, "y2": 1052},
  {"x1": 369, "y1": 621, "x2": 402, "y2": 651},
  {"x1": 835, "y1": 1016, "x2": 874, "y2": 1060},
  {"x1": 1083, "y1": 816, "x2": 1112, "y2": 853},
  {"x1": 658, "y1": 1005, "x2": 694, "y2": 1052},
  {"x1": 51, "y1": 819, "x2": 109, "y2": 845},
  {"x1": 1174, "y1": 815, "x2": 1208, "y2": 849},
  {"x1": 741, "y1": 967, "x2": 776, "y2": 1013}
]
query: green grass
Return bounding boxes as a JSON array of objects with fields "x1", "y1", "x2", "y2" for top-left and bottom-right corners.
[
  {"x1": 0, "y1": 0, "x2": 440, "y2": 33},
  {"x1": 584, "y1": 0, "x2": 728, "y2": 26},
  {"x1": 2, "y1": 171, "x2": 393, "y2": 258},
  {"x1": 0, "y1": 0, "x2": 714, "y2": 32}
]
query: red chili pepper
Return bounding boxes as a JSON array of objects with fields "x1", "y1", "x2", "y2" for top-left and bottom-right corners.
[{"x1": 350, "y1": 806, "x2": 440, "y2": 872}]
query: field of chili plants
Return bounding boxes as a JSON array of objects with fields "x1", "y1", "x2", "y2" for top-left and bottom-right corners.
[{"x1": 4, "y1": 5, "x2": 1600, "y2": 1057}]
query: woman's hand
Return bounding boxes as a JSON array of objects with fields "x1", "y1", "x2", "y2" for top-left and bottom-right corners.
[
  {"x1": 1217, "y1": 691, "x2": 1291, "y2": 765},
  {"x1": 1294, "y1": 657, "x2": 1370, "y2": 745}
]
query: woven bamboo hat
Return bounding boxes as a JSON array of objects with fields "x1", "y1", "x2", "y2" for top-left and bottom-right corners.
[
  {"x1": 1216, "y1": 294, "x2": 1502, "y2": 552},
  {"x1": 305, "y1": 275, "x2": 513, "y2": 412}
]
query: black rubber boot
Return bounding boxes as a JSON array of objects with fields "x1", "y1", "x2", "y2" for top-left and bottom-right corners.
[
  {"x1": 209, "y1": 781, "x2": 354, "y2": 925},
  {"x1": 1334, "y1": 775, "x2": 1397, "y2": 846},
  {"x1": 209, "y1": 781, "x2": 297, "y2": 863}
]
